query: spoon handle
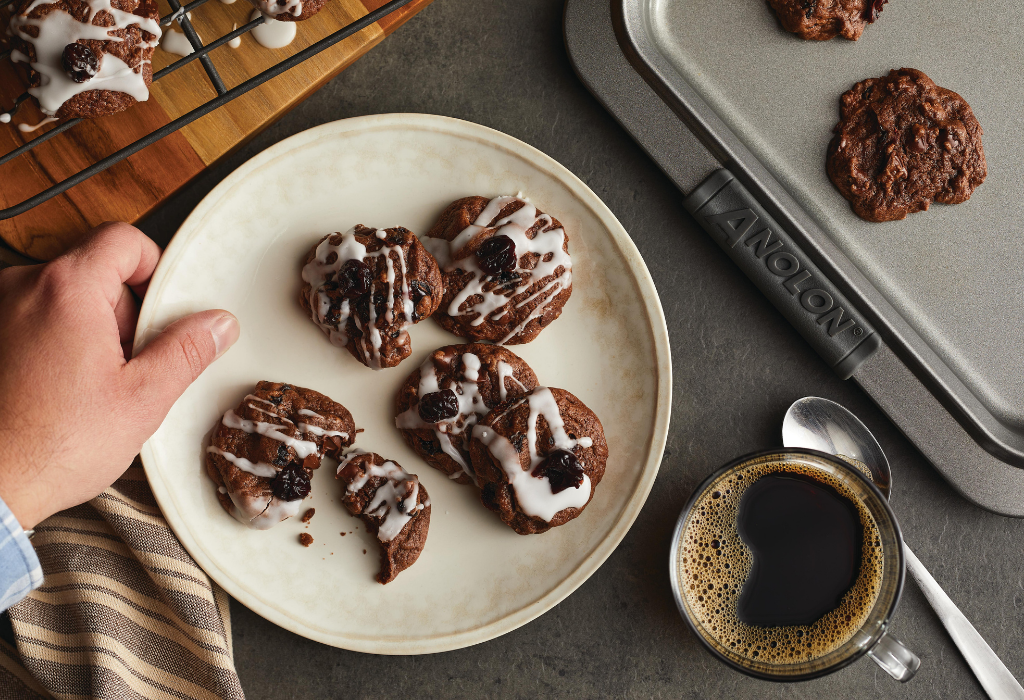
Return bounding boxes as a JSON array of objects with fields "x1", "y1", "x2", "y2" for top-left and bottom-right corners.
[{"x1": 904, "y1": 546, "x2": 1024, "y2": 699}]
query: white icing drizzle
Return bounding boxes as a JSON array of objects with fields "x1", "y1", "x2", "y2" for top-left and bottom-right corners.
[
  {"x1": 249, "y1": 10, "x2": 295, "y2": 49},
  {"x1": 226, "y1": 490, "x2": 302, "y2": 530},
  {"x1": 297, "y1": 423, "x2": 348, "y2": 439},
  {"x1": 17, "y1": 116, "x2": 58, "y2": 133},
  {"x1": 0, "y1": 114, "x2": 11, "y2": 124},
  {"x1": 395, "y1": 351, "x2": 493, "y2": 483},
  {"x1": 301, "y1": 227, "x2": 416, "y2": 370},
  {"x1": 206, "y1": 445, "x2": 277, "y2": 478},
  {"x1": 423, "y1": 195, "x2": 572, "y2": 345},
  {"x1": 10, "y1": 0, "x2": 162, "y2": 116},
  {"x1": 495, "y1": 360, "x2": 525, "y2": 402},
  {"x1": 160, "y1": 29, "x2": 194, "y2": 56},
  {"x1": 471, "y1": 388, "x2": 593, "y2": 522},
  {"x1": 220, "y1": 409, "x2": 318, "y2": 458},
  {"x1": 253, "y1": 0, "x2": 301, "y2": 17},
  {"x1": 337, "y1": 453, "x2": 423, "y2": 542},
  {"x1": 228, "y1": 24, "x2": 241, "y2": 48}
]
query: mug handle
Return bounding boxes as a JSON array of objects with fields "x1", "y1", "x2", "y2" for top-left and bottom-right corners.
[{"x1": 867, "y1": 632, "x2": 921, "y2": 681}]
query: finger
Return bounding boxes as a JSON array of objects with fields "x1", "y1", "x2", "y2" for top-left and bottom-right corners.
[
  {"x1": 114, "y1": 284, "x2": 139, "y2": 359},
  {"x1": 65, "y1": 222, "x2": 162, "y2": 302},
  {"x1": 123, "y1": 310, "x2": 239, "y2": 422}
]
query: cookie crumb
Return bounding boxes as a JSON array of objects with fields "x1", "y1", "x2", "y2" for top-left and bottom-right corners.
[
  {"x1": 301, "y1": 508, "x2": 315, "y2": 523},
  {"x1": 363, "y1": 549, "x2": 367, "y2": 554},
  {"x1": 299, "y1": 533, "x2": 314, "y2": 547},
  {"x1": 340, "y1": 532, "x2": 346, "y2": 536}
]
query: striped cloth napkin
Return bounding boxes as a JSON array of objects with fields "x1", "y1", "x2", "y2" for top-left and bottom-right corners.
[{"x1": 0, "y1": 460, "x2": 245, "y2": 700}]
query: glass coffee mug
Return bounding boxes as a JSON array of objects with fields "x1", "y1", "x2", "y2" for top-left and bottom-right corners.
[{"x1": 669, "y1": 449, "x2": 920, "y2": 682}]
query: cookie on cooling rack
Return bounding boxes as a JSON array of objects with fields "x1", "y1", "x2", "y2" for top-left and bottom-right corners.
[{"x1": 8, "y1": 0, "x2": 162, "y2": 119}]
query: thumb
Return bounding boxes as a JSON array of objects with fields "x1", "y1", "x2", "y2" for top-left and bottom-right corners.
[{"x1": 126, "y1": 310, "x2": 240, "y2": 423}]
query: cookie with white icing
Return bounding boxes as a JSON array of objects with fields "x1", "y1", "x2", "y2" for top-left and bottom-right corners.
[
  {"x1": 469, "y1": 387, "x2": 608, "y2": 535},
  {"x1": 206, "y1": 382, "x2": 355, "y2": 530},
  {"x1": 300, "y1": 225, "x2": 443, "y2": 370},
  {"x1": 9, "y1": 0, "x2": 161, "y2": 119},
  {"x1": 336, "y1": 451, "x2": 431, "y2": 584},
  {"x1": 395, "y1": 343, "x2": 539, "y2": 485},
  {"x1": 246, "y1": 0, "x2": 325, "y2": 21},
  {"x1": 423, "y1": 196, "x2": 573, "y2": 345}
]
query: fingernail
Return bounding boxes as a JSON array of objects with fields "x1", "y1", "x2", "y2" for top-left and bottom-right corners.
[{"x1": 211, "y1": 312, "x2": 240, "y2": 359}]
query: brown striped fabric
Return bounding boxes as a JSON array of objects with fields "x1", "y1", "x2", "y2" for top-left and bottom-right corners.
[{"x1": 0, "y1": 460, "x2": 245, "y2": 700}]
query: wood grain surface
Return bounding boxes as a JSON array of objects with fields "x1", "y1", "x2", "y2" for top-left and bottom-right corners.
[{"x1": 0, "y1": 0, "x2": 433, "y2": 260}]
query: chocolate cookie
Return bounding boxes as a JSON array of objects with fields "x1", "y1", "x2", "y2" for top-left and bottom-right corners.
[
  {"x1": 395, "y1": 343, "x2": 539, "y2": 485},
  {"x1": 246, "y1": 0, "x2": 326, "y2": 21},
  {"x1": 206, "y1": 382, "x2": 355, "y2": 530},
  {"x1": 9, "y1": 0, "x2": 161, "y2": 118},
  {"x1": 336, "y1": 452, "x2": 430, "y2": 584},
  {"x1": 469, "y1": 387, "x2": 608, "y2": 535},
  {"x1": 300, "y1": 225, "x2": 443, "y2": 370},
  {"x1": 766, "y1": 0, "x2": 885, "y2": 41},
  {"x1": 827, "y1": 68, "x2": 986, "y2": 222},
  {"x1": 423, "y1": 196, "x2": 573, "y2": 345}
]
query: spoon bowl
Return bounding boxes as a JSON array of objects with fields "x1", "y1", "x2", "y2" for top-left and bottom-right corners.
[{"x1": 782, "y1": 396, "x2": 891, "y2": 499}]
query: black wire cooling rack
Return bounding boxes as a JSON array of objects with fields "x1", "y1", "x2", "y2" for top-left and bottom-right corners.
[{"x1": 0, "y1": 0, "x2": 415, "y2": 222}]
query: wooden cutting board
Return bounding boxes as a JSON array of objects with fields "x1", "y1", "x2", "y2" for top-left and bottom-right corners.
[{"x1": 0, "y1": 0, "x2": 434, "y2": 260}]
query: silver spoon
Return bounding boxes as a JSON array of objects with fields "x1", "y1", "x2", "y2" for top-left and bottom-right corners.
[{"x1": 783, "y1": 396, "x2": 1024, "y2": 700}]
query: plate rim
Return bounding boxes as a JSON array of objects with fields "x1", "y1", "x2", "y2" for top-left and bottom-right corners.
[{"x1": 137, "y1": 113, "x2": 672, "y2": 654}]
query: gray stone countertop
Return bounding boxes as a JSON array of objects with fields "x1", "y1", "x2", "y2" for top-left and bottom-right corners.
[{"x1": 137, "y1": 1, "x2": 1024, "y2": 697}]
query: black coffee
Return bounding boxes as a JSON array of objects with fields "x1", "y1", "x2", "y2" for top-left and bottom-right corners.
[
  {"x1": 736, "y1": 473, "x2": 862, "y2": 627},
  {"x1": 677, "y1": 457, "x2": 884, "y2": 666}
]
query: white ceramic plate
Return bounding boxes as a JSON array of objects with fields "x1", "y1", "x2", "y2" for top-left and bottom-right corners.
[{"x1": 136, "y1": 114, "x2": 671, "y2": 654}]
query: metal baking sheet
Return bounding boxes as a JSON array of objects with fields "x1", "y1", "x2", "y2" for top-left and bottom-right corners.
[{"x1": 615, "y1": 0, "x2": 1024, "y2": 466}]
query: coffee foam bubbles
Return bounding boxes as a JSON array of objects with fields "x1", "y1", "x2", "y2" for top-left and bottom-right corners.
[{"x1": 677, "y1": 457, "x2": 885, "y2": 667}]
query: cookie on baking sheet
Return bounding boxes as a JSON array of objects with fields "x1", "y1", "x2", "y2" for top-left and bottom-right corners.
[
  {"x1": 469, "y1": 387, "x2": 608, "y2": 536},
  {"x1": 827, "y1": 68, "x2": 986, "y2": 222},
  {"x1": 395, "y1": 343, "x2": 539, "y2": 485},
  {"x1": 9, "y1": 0, "x2": 161, "y2": 119},
  {"x1": 766, "y1": 0, "x2": 886, "y2": 41},
  {"x1": 300, "y1": 225, "x2": 443, "y2": 370},
  {"x1": 246, "y1": 0, "x2": 326, "y2": 21},
  {"x1": 336, "y1": 451, "x2": 431, "y2": 584},
  {"x1": 206, "y1": 382, "x2": 355, "y2": 530},
  {"x1": 423, "y1": 195, "x2": 572, "y2": 345}
]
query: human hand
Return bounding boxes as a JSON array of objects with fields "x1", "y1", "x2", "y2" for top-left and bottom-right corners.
[{"x1": 0, "y1": 223, "x2": 240, "y2": 529}]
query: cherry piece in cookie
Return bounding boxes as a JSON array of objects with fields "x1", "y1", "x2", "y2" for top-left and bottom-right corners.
[
  {"x1": 336, "y1": 452, "x2": 430, "y2": 584},
  {"x1": 395, "y1": 343, "x2": 539, "y2": 485},
  {"x1": 300, "y1": 226, "x2": 443, "y2": 370},
  {"x1": 423, "y1": 196, "x2": 573, "y2": 345},
  {"x1": 417, "y1": 390, "x2": 460, "y2": 423},
  {"x1": 531, "y1": 450, "x2": 585, "y2": 494},
  {"x1": 205, "y1": 382, "x2": 356, "y2": 530},
  {"x1": 62, "y1": 44, "x2": 99, "y2": 83},
  {"x1": 469, "y1": 387, "x2": 608, "y2": 535},
  {"x1": 827, "y1": 68, "x2": 986, "y2": 222}
]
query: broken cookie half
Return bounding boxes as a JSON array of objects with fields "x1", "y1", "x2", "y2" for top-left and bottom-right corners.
[{"x1": 336, "y1": 451, "x2": 430, "y2": 584}]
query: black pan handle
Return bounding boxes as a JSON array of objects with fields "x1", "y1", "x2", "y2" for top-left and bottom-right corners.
[{"x1": 684, "y1": 169, "x2": 880, "y2": 379}]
